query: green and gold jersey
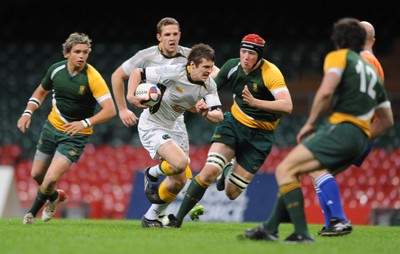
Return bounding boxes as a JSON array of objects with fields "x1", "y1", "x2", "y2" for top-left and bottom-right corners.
[
  {"x1": 324, "y1": 49, "x2": 389, "y2": 137},
  {"x1": 41, "y1": 60, "x2": 112, "y2": 134},
  {"x1": 214, "y1": 58, "x2": 288, "y2": 131}
]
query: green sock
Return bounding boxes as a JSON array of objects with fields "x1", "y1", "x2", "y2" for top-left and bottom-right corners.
[
  {"x1": 281, "y1": 187, "x2": 311, "y2": 237},
  {"x1": 28, "y1": 189, "x2": 49, "y2": 217},
  {"x1": 48, "y1": 190, "x2": 59, "y2": 202},
  {"x1": 176, "y1": 178, "x2": 207, "y2": 224},
  {"x1": 264, "y1": 195, "x2": 290, "y2": 233}
]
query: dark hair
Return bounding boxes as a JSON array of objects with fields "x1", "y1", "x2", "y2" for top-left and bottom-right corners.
[
  {"x1": 187, "y1": 43, "x2": 216, "y2": 66},
  {"x1": 331, "y1": 17, "x2": 366, "y2": 53}
]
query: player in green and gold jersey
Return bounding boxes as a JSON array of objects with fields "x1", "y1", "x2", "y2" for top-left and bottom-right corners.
[
  {"x1": 172, "y1": 33, "x2": 293, "y2": 227},
  {"x1": 17, "y1": 32, "x2": 116, "y2": 225},
  {"x1": 244, "y1": 17, "x2": 393, "y2": 243}
]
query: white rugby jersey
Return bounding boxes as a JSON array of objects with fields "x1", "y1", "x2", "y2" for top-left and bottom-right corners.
[
  {"x1": 121, "y1": 45, "x2": 191, "y2": 74},
  {"x1": 141, "y1": 64, "x2": 221, "y2": 127}
]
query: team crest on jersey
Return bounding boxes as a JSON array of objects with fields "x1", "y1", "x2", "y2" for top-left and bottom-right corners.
[
  {"x1": 78, "y1": 86, "x2": 85, "y2": 95},
  {"x1": 69, "y1": 147, "x2": 78, "y2": 156},
  {"x1": 176, "y1": 86, "x2": 183, "y2": 93},
  {"x1": 252, "y1": 83, "x2": 259, "y2": 93}
]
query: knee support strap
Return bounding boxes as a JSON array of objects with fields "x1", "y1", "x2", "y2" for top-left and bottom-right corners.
[
  {"x1": 205, "y1": 152, "x2": 228, "y2": 173},
  {"x1": 228, "y1": 172, "x2": 250, "y2": 190}
]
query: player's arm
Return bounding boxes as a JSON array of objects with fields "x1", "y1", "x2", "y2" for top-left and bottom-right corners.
[
  {"x1": 242, "y1": 85, "x2": 293, "y2": 115},
  {"x1": 297, "y1": 71, "x2": 339, "y2": 143},
  {"x1": 210, "y1": 65, "x2": 220, "y2": 79},
  {"x1": 17, "y1": 85, "x2": 49, "y2": 133},
  {"x1": 111, "y1": 66, "x2": 139, "y2": 126},
  {"x1": 369, "y1": 103, "x2": 393, "y2": 140},
  {"x1": 126, "y1": 68, "x2": 148, "y2": 109},
  {"x1": 88, "y1": 96, "x2": 116, "y2": 125},
  {"x1": 307, "y1": 72, "x2": 338, "y2": 124},
  {"x1": 111, "y1": 66, "x2": 129, "y2": 111},
  {"x1": 195, "y1": 99, "x2": 223, "y2": 123},
  {"x1": 63, "y1": 95, "x2": 116, "y2": 136}
]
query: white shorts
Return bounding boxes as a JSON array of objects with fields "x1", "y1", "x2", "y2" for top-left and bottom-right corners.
[{"x1": 138, "y1": 115, "x2": 189, "y2": 160}]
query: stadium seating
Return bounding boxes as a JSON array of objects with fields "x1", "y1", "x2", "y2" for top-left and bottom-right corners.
[
  {"x1": 6, "y1": 144, "x2": 399, "y2": 223},
  {"x1": 1, "y1": 37, "x2": 399, "y2": 223}
]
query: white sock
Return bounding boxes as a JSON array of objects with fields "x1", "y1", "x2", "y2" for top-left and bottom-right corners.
[
  {"x1": 148, "y1": 164, "x2": 165, "y2": 178},
  {"x1": 145, "y1": 203, "x2": 169, "y2": 220}
]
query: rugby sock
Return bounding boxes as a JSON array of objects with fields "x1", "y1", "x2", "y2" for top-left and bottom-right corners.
[
  {"x1": 158, "y1": 181, "x2": 177, "y2": 203},
  {"x1": 181, "y1": 176, "x2": 192, "y2": 194},
  {"x1": 145, "y1": 203, "x2": 169, "y2": 220},
  {"x1": 148, "y1": 161, "x2": 170, "y2": 178},
  {"x1": 159, "y1": 160, "x2": 174, "y2": 176},
  {"x1": 313, "y1": 177, "x2": 331, "y2": 228},
  {"x1": 48, "y1": 189, "x2": 59, "y2": 202},
  {"x1": 280, "y1": 181, "x2": 311, "y2": 237},
  {"x1": 28, "y1": 189, "x2": 49, "y2": 217},
  {"x1": 316, "y1": 173, "x2": 348, "y2": 222},
  {"x1": 185, "y1": 165, "x2": 193, "y2": 179},
  {"x1": 176, "y1": 175, "x2": 209, "y2": 224},
  {"x1": 263, "y1": 194, "x2": 290, "y2": 233},
  {"x1": 148, "y1": 165, "x2": 163, "y2": 178}
]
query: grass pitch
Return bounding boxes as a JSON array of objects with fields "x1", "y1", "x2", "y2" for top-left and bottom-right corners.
[{"x1": 1, "y1": 218, "x2": 399, "y2": 254}]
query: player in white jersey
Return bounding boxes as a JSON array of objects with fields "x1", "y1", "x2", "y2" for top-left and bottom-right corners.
[
  {"x1": 111, "y1": 17, "x2": 218, "y2": 225},
  {"x1": 112, "y1": 17, "x2": 191, "y2": 141},
  {"x1": 126, "y1": 43, "x2": 223, "y2": 227}
]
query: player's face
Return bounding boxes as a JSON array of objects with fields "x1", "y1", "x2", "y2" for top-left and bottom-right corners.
[
  {"x1": 240, "y1": 48, "x2": 258, "y2": 72},
  {"x1": 158, "y1": 24, "x2": 181, "y2": 57},
  {"x1": 65, "y1": 44, "x2": 90, "y2": 71},
  {"x1": 190, "y1": 59, "x2": 214, "y2": 82}
]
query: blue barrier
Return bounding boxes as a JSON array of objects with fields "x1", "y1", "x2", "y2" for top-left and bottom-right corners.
[{"x1": 126, "y1": 172, "x2": 278, "y2": 222}]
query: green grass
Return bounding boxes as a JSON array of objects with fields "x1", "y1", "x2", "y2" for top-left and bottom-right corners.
[{"x1": 1, "y1": 218, "x2": 399, "y2": 254}]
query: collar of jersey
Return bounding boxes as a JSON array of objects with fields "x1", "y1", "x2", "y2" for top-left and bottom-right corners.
[{"x1": 158, "y1": 44, "x2": 185, "y2": 59}]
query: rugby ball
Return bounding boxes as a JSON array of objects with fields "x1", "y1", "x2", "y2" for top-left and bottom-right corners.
[{"x1": 134, "y1": 82, "x2": 162, "y2": 106}]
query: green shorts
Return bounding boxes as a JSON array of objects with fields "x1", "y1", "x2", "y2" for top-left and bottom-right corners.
[
  {"x1": 211, "y1": 112, "x2": 275, "y2": 174},
  {"x1": 36, "y1": 120, "x2": 90, "y2": 163},
  {"x1": 303, "y1": 122, "x2": 368, "y2": 173}
]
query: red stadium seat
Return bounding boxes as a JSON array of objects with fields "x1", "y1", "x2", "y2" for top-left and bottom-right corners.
[{"x1": 9, "y1": 145, "x2": 400, "y2": 220}]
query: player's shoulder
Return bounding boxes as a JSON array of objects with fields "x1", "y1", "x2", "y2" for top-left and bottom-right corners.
[
  {"x1": 177, "y1": 45, "x2": 191, "y2": 57},
  {"x1": 222, "y1": 58, "x2": 240, "y2": 68},
  {"x1": 167, "y1": 63, "x2": 186, "y2": 73},
  {"x1": 150, "y1": 63, "x2": 185, "y2": 74},
  {"x1": 86, "y1": 63, "x2": 102, "y2": 75},
  {"x1": 324, "y1": 48, "x2": 353, "y2": 64},
  {"x1": 261, "y1": 59, "x2": 280, "y2": 71},
  {"x1": 48, "y1": 59, "x2": 67, "y2": 70},
  {"x1": 137, "y1": 45, "x2": 160, "y2": 56},
  {"x1": 205, "y1": 76, "x2": 218, "y2": 90},
  {"x1": 45, "y1": 60, "x2": 68, "y2": 78}
]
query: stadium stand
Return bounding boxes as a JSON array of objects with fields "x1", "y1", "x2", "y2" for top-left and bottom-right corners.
[
  {"x1": 5, "y1": 145, "x2": 398, "y2": 223},
  {"x1": 1, "y1": 5, "x2": 399, "y2": 223}
]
